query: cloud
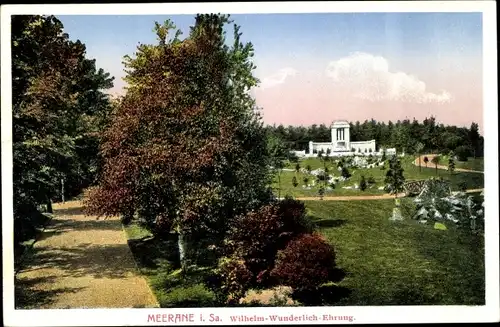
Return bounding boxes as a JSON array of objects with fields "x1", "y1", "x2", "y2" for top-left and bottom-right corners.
[
  {"x1": 325, "y1": 52, "x2": 452, "y2": 104},
  {"x1": 258, "y1": 67, "x2": 298, "y2": 89}
]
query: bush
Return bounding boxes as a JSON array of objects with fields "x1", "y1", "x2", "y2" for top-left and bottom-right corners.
[
  {"x1": 341, "y1": 167, "x2": 351, "y2": 179},
  {"x1": 207, "y1": 256, "x2": 253, "y2": 305},
  {"x1": 360, "y1": 175, "x2": 367, "y2": 191},
  {"x1": 455, "y1": 145, "x2": 471, "y2": 161},
  {"x1": 270, "y1": 233, "x2": 336, "y2": 291},
  {"x1": 224, "y1": 198, "x2": 312, "y2": 284}
]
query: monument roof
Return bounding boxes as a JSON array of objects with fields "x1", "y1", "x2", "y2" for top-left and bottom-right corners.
[{"x1": 331, "y1": 120, "x2": 350, "y2": 126}]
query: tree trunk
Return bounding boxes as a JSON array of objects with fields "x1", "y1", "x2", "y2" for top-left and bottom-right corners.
[
  {"x1": 418, "y1": 156, "x2": 421, "y2": 172},
  {"x1": 46, "y1": 198, "x2": 53, "y2": 213},
  {"x1": 178, "y1": 231, "x2": 188, "y2": 271},
  {"x1": 278, "y1": 170, "x2": 281, "y2": 199},
  {"x1": 61, "y1": 178, "x2": 65, "y2": 203}
]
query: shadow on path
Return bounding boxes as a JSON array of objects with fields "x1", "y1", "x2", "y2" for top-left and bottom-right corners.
[
  {"x1": 20, "y1": 243, "x2": 137, "y2": 279},
  {"x1": 15, "y1": 275, "x2": 86, "y2": 309}
]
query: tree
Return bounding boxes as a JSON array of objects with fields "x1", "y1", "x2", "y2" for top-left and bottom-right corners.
[
  {"x1": 381, "y1": 148, "x2": 387, "y2": 162},
  {"x1": 415, "y1": 142, "x2": 424, "y2": 172},
  {"x1": 341, "y1": 167, "x2": 351, "y2": 179},
  {"x1": 431, "y1": 155, "x2": 441, "y2": 176},
  {"x1": 268, "y1": 135, "x2": 289, "y2": 199},
  {"x1": 295, "y1": 162, "x2": 301, "y2": 174},
  {"x1": 12, "y1": 15, "x2": 113, "y2": 252},
  {"x1": 85, "y1": 15, "x2": 272, "y2": 271},
  {"x1": 318, "y1": 186, "x2": 325, "y2": 200},
  {"x1": 303, "y1": 176, "x2": 309, "y2": 186},
  {"x1": 306, "y1": 164, "x2": 312, "y2": 174},
  {"x1": 384, "y1": 156, "x2": 405, "y2": 199},
  {"x1": 292, "y1": 176, "x2": 298, "y2": 188},
  {"x1": 360, "y1": 175, "x2": 367, "y2": 191},
  {"x1": 423, "y1": 156, "x2": 429, "y2": 167},
  {"x1": 448, "y1": 151, "x2": 456, "y2": 174}
]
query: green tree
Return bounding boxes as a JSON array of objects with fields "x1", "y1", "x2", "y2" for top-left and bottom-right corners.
[
  {"x1": 12, "y1": 15, "x2": 113, "y2": 251},
  {"x1": 303, "y1": 176, "x2": 309, "y2": 186},
  {"x1": 431, "y1": 155, "x2": 441, "y2": 176},
  {"x1": 415, "y1": 142, "x2": 424, "y2": 172},
  {"x1": 306, "y1": 164, "x2": 312, "y2": 174},
  {"x1": 360, "y1": 175, "x2": 367, "y2": 191},
  {"x1": 448, "y1": 151, "x2": 456, "y2": 174},
  {"x1": 423, "y1": 156, "x2": 429, "y2": 167},
  {"x1": 268, "y1": 135, "x2": 289, "y2": 199},
  {"x1": 341, "y1": 167, "x2": 351, "y2": 179},
  {"x1": 295, "y1": 162, "x2": 301, "y2": 174},
  {"x1": 86, "y1": 15, "x2": 271, "y2": 270},
  {"x1": 292, "y1": 176, "x2": 299, "y2": 188},
  {"x1": 384, "y1": 156, "x2": 405, "y2": 199},
  {"x1": 318, "y1": 186, "x2": 325, "y2": 200}
]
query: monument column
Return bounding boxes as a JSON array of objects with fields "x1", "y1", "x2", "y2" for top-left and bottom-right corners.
[{"x1": 345, "y1": 125, "x2": 350, "y2": 150}]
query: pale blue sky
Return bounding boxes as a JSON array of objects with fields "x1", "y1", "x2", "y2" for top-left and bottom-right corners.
[
  {"x1": 59, "y1": 13, "x2": 482, "y2": 90},
  {"x1": 57, "y1": 13, "x2": 483, "y2": 128}
]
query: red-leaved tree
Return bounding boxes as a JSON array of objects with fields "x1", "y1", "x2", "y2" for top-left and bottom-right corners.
[{"x1": 85, "y1": 14, "x2": 272, "y2": 270}]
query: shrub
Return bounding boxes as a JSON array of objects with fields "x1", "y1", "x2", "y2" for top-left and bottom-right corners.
[
  {"x1": 318, "y1": 186, "x2": 325, "y2": 199},
  {"x1": 413, "y1": 182, "x2": 483, "y2": 234},
  {"x1": 360, "y1": 175, "x2": 367, "y2": 191},
  {"x1": 207, "y1": 256, "x2": 253, "y2": 305},
  {"x1": 458, "y1": 181, "x2": 468, "y2": 192},
  {"x1": 224, "y1": 198, "x2": 312, "y2": 285},
  {"x1": 455, "y1": 145, "x2": 471, "y2": 161},
  {"x1": 341, "y1": 167, "x2": 351, "y2": 179},
  {"x1": 292, "y1": 176, "x2": 298, "y2": 188},
  {"x1": 270, "y1": 233, "x2": 336, "y2": 291}
]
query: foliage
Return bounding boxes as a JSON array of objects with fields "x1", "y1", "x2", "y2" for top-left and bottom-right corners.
[
  {"x1": 270, "y1": 233, "x2": 336, "y2": 291},
  {"x1": 12, "y1": 15, "x2": 113, "y2": 251},
  {"x1": 291, "y1": 176, "x2": 298, "y2": 188},
  {"x1": 423, "y1": 156, "x2": 429, "y2": 166},
  {"x1": 306, "y1": 164, "x2": 312, "y2": 174},
  {"x1": 295, "y1": 163, "x2": 300, "y2": 173},
  {"x1": 359, "y1": 175, "x2": 367, "y2": 191},
  {"x1": 455, "y1": 145, "x2": 471, "y2": 161},
  {"x1": 431, "y1": 155, "x2": 441, "y2": 175},
  {"x1": 318, "y1": 186, "x2": 325, "y2": 199},
  {"x1": 413, "y1": 181, "x2": 484, "y2": 233},
  {"x1": 213, "y1": 198, "x2": 319, "y2": 302},
  {"x1": 303, "y1": 176, "x2": 309, "y2": 185},
  {"x1": 341, "y1": 167, "x2": 351, "y2": 179},
  {"x1": 208, "y1": 256, "x2": 253, "y2": 305},
  {"x1": 448, "y1": 151, "x2": 456, "y2": 174},
  {"x1": 367, "y1": 176, "x2": 376, "y2": 185},
  {"x1": 85, "y1": 15, "x2": 272, "y2": 268},
  {"x1": 384, "y1": 156, "x2": 405, "y2": 197}
]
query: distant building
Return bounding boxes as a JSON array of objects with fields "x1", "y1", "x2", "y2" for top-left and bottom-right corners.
[{"x1": 305, "y1": 120, "x2": 395, "y2": 157}]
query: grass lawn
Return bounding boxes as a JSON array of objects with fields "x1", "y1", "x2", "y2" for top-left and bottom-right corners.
[
  {"x1": 274, "y1": 156, "x2": 484, "y2": 197},
  {"x1": 302, "y1": 199, "x2": 485, "y2": 305},
  {"x1": 124, "y1": 196, "x2": 485, "y2": 306},
  {"x1": 438, "y1": 156, "x2": 484, "y2": 172},
  {"x1": 123, "y1": 224, "x2": 218, "y2": 308}
]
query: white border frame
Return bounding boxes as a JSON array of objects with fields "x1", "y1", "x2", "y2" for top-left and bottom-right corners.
[{"x1": 2, "y1": 2, "x2": 498, "y2": 326}]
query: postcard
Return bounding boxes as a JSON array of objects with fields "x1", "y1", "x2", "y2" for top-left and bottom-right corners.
[{"x1": 1, "y1": 1, "x2": 498, "y2": 326}]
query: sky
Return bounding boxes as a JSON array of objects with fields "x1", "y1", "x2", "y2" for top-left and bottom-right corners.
[{"x1": 58, "y1": 13, "x2": 483, "y2": 130}]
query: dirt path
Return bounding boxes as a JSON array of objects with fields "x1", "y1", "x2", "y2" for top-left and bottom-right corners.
[
  {"x1": 413, "y1": 154, "x2": 483, "y2": 173},
  {"x1": 15, "y1": 200, "x2": 159, "y2": 309}
]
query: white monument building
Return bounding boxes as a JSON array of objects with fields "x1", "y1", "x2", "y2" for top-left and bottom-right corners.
[{"x1": 302, "y1": 120, "x2": 395, "y2": 157}]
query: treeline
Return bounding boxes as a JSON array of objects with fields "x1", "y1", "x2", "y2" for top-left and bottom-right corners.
[{"x1": 264, "y1": 117, "x2": 484, "y2": 159}]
